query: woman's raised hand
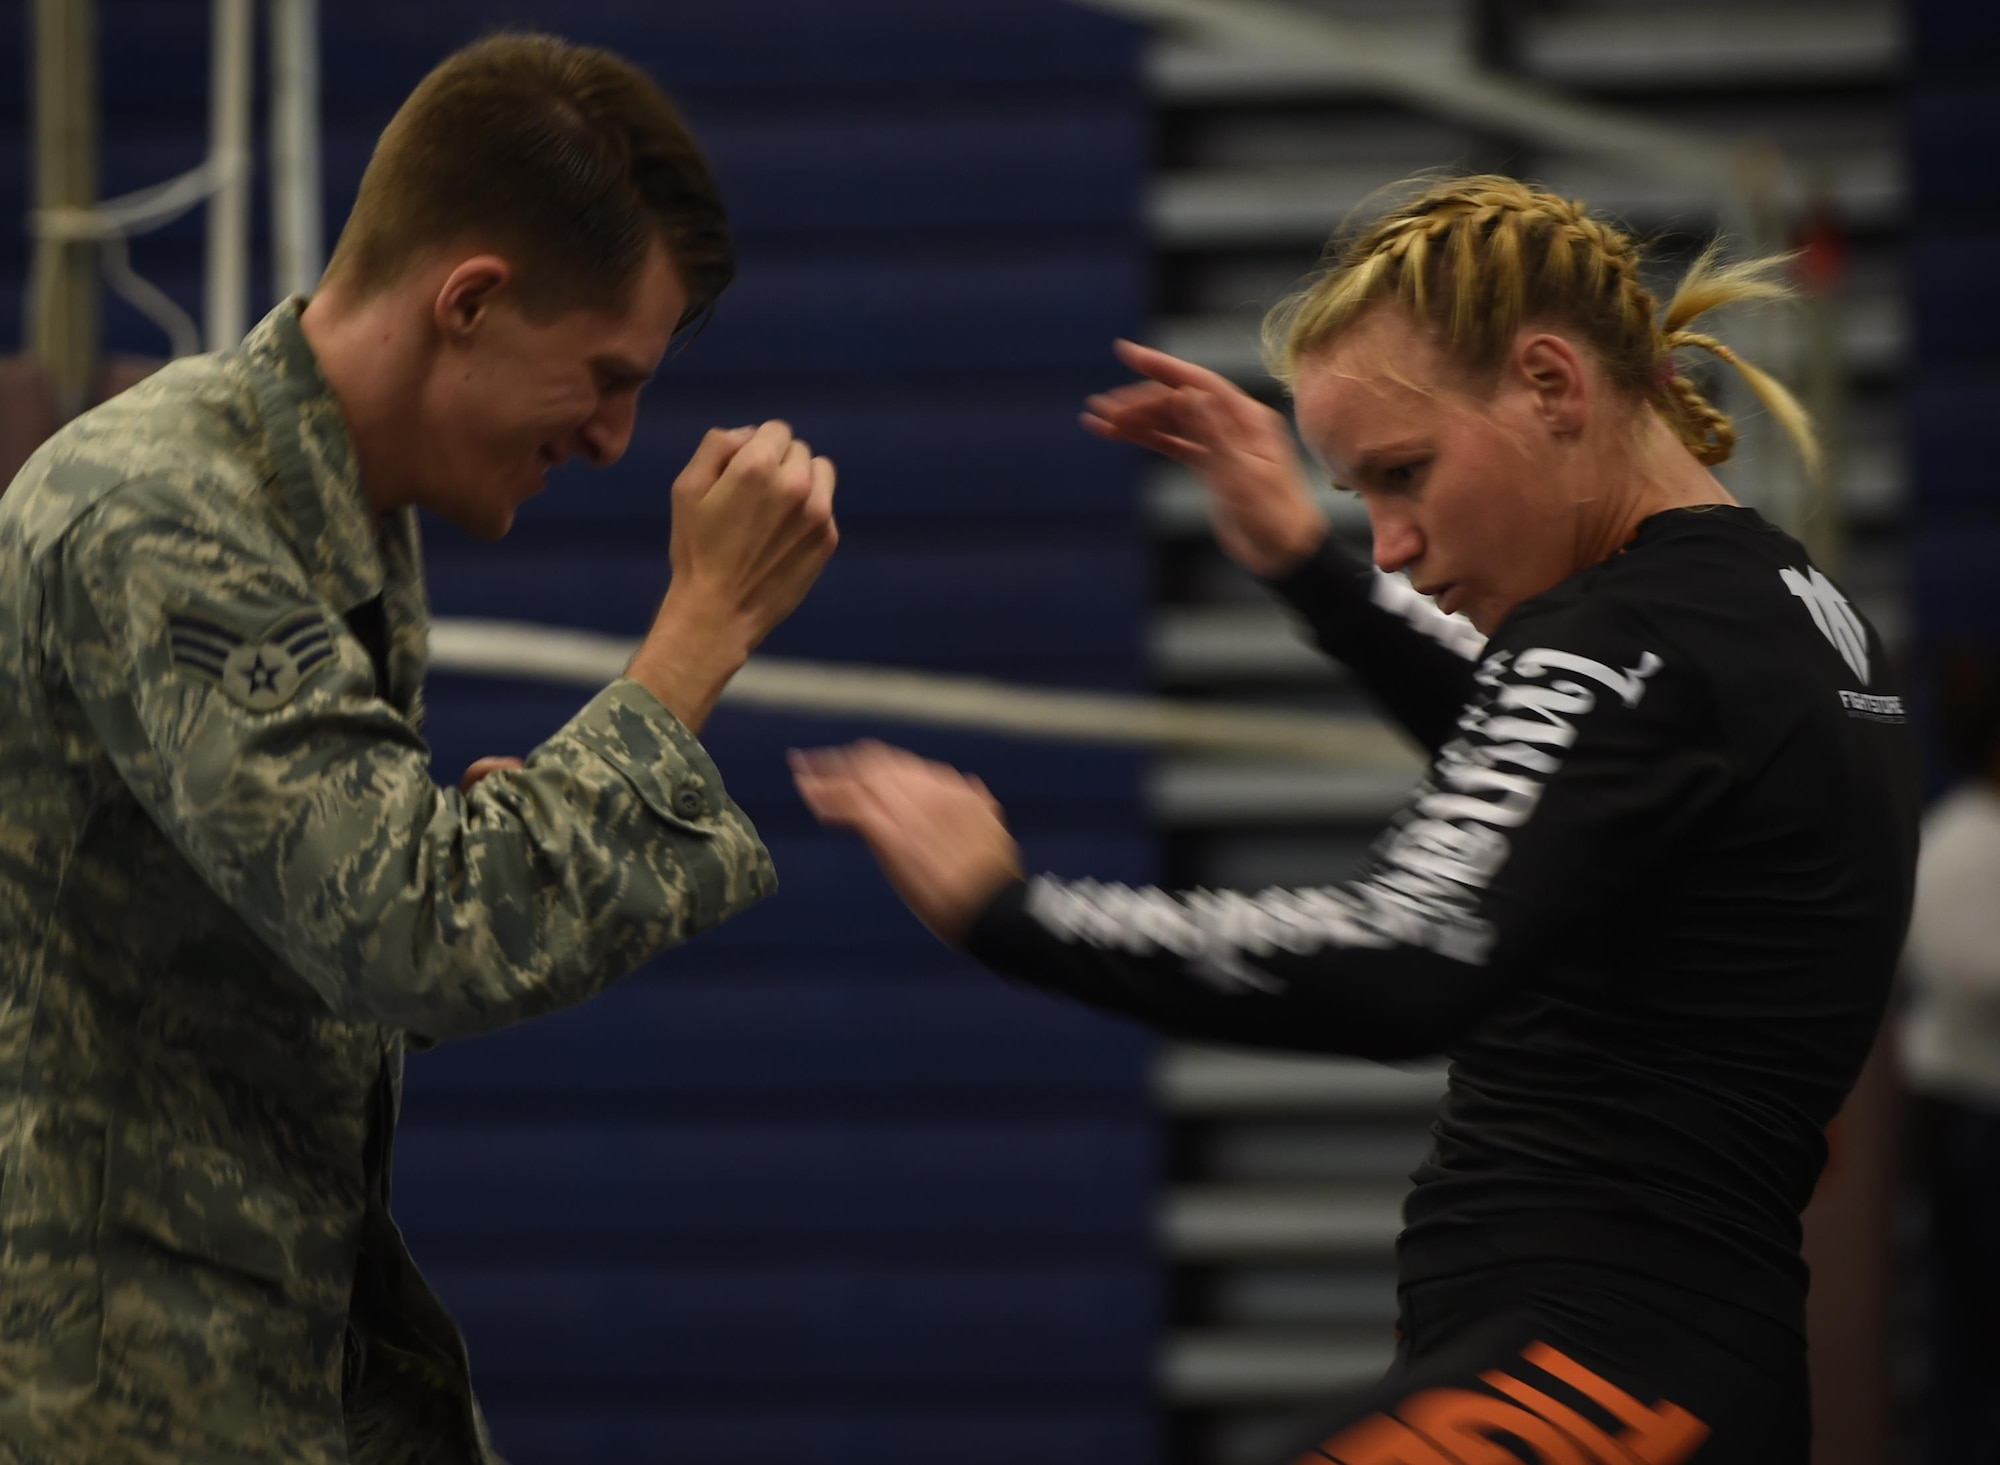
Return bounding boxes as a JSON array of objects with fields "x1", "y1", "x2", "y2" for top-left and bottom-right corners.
[{"x1": 1084, "y1": 339, "x2": 1329, "y2": 579}]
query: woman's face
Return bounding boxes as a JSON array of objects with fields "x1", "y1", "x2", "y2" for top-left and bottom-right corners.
[{"x1": 1292, "y1": 307, "x2": 1591, "y2": 635}]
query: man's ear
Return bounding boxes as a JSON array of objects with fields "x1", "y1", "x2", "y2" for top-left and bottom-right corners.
[
  {"x1": 1514, "y1": 330, "x2": 1589, "y2": 437},
  {"x1": 432, "y1": 256, "x2": 513, "y2": 343}
]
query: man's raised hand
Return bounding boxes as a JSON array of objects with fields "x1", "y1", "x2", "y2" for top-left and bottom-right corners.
[{"x1": 630, "y1": 421, "x2": 838, "y2": 732}]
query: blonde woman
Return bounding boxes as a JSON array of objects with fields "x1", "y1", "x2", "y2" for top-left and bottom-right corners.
[{"x1": 794, "y1": 177, "x2": 1920, "y2": 1462}]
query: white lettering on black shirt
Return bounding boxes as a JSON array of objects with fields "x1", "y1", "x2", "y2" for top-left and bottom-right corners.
[{"x1": 1022, "y1": 640, "x2": 1663, "y2": 986}]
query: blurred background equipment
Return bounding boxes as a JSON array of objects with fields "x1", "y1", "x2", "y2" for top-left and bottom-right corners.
[{"x1": 2, "y1": 1, "x2": 1942, "y2": 1463}]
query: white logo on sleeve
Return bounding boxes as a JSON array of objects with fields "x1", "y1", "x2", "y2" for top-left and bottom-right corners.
[
  {"x1": 1370, "y1": 571, "x2": 1487, "y2": 661},
  {"x1": 1779, "y1": 567, "x2": 1869, "y2": 684},
  {"x1": 1020, "y1": 639, "x2": 1667, "y2": 982}
]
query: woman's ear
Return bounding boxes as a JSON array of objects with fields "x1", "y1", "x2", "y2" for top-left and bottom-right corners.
[{"x1": 1513, "y1": 329, "x2": 1590, "y2": 438}]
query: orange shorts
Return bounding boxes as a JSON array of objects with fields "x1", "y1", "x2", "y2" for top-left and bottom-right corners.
[{"x1": 1276, "y1": 1262, "x2": 1805, "y2": 1465}]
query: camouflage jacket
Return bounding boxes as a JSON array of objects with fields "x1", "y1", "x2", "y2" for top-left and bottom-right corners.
[{"x1": 0, "y1": 301, "x2": 778, "y2": 1463}]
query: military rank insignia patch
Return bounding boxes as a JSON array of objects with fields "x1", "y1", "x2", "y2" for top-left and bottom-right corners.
[{"x1": 167, "y1": 608, "x2": 334, "y2": 712}]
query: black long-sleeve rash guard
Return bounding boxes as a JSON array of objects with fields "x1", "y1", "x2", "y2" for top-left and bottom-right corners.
[{"x1": 966, "y1": 506, "x2": 1921, "y2": 1325}]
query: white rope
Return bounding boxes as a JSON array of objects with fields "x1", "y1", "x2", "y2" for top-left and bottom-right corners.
[
  {"x1": 428, "y1": 617, "x2": 1423, "y2": 770},
  {"x1": 28, "y1": 160, "x2": 235, "y2": 242},
  {"x1": 25, "y1": 0, "x2": 259, "y2": 363},
  {"x1": 30, "y1": 163, "x2": 235, "y2": 362},
  {"x1": 97, "y1": 234, "x2": 204, "y2": 361}
]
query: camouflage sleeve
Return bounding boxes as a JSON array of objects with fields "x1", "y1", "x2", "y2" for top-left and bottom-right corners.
[{"x1": 44, "y1": 486, "x2": 777, "y2": 1040}]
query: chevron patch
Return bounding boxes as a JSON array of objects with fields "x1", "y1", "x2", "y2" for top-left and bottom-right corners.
[{"x1": 167, "y1": 608, "x2": 334, "y2": 712}]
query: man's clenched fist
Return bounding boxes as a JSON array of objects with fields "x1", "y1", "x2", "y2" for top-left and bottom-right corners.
[{"x1": 628, "y1": 420, "x2": 838, "y2": 732}]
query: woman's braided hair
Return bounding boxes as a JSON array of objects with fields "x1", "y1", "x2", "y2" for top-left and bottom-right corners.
[{"x1": 1262, "y1": 174, "x2": 1820, "y2": 477}]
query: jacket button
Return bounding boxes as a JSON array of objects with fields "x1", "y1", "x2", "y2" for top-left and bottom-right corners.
[{"x1": 673, "y1": 785, "x2": 706, "y2": 819}]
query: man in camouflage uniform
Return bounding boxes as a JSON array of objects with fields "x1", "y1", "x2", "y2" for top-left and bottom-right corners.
[{"x1": 0, "y1": 33, "x2": 837, "y2": 1465}]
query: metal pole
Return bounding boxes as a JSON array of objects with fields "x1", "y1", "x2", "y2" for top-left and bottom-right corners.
[
  {"x1": 270, "y1": 0, "x2": 323, "y2": 301},
  {"x1": 206, "y1": 0, "x2": 255, "y2": 350},
  {"x1": 29, "y1": 0, "x2": 98, "y2": 419}
]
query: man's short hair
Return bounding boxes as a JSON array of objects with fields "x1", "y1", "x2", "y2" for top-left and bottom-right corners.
[{"x1": 323, "y1": 32, "x2": 731, "y2": 331}]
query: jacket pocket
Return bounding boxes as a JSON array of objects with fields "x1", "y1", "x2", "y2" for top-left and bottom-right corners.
[
  {"x1": 94, "y1": 1124, "x2": 346, "y2": 1453},
  {"x1": 100, "y1": 1130, "x2": 301, "y2": 1291},
  {"x1": 0, "y1": 1114, "x2": 107, "y2": 1402}
]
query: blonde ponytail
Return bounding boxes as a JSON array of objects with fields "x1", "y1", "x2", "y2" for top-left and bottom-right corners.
[{"x1": 1656, "y1": 246, "x2": 1822, "y2": 478}]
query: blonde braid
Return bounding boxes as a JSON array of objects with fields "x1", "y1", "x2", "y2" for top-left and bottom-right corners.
[
  {"x1": 1558, "y1": 208, "x2": 1745, "y2": 465},
  {"x1": 1379, "y1": 208, "x2": 1455, "y2": 320},
  {"x1": 1655, "y1": 247, "x2": 1822, "y2": 478},
  {"x1": 1263, "y1": 173, "x2": 1822, "y2": 480},
  {"x1": 1657, "y1": 333, "x2": 1741, "y2": 466}
]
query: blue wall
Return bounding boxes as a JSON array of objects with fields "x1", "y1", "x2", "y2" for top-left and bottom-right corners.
[
  {"x1": 1909, "y1": 5, "x2": 2000, "y2": 660},
  {"x1": 3, "y1": 3, "x2": 1162, "y2": 1459}
]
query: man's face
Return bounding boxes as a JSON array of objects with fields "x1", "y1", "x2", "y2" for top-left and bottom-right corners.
[
  {"x1": 419, "y1": 239, "x2": 689, "y2": 539},
  {"x1": 1293, "y1": 308, "x2": 1585, "y2": 636}
]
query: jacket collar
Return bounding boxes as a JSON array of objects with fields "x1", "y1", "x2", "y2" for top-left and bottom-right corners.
[{"x1": 238, "y1": 297, "x2": 418, "y2": 616}]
